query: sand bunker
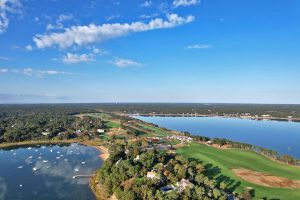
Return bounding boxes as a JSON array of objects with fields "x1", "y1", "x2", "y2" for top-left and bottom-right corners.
[{"x1": 232, "y1": 168, "x2": 300, "y2": 188}]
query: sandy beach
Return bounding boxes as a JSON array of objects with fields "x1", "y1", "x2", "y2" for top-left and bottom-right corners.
[{"x1": 96, "y1": 145, "x2": 109, "y2": 161}]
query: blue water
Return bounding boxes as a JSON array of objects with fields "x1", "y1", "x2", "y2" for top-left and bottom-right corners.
[
  {"x1": 134, "y1": 116, "x2": 300, "y2": 159},
  {"x1": 0, "y1": 143, "x2": 102, "y2": 200}
]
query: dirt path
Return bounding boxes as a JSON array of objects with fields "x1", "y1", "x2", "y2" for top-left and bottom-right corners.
[{"x1": 232, "y1": 168, "x2": 300, "y2": 188}]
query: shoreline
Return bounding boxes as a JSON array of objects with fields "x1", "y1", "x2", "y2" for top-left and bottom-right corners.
[
  {"x1": 80, "y1": 140, "x2": 110, "y2": 200},
  {"x1": 0, "y1": 139, "x2": 110, "y2": 200},
  {"x1": 0, "y1": 139, "x2": 81, "y2": 148},
  {"x1": 127, "y1": 113, "x2": 300, "y2": 123}
]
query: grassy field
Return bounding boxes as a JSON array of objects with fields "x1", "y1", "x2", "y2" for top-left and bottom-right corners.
[
  {"x1": 137, "y1": 123, "x2": 170, "y2": 137},
  {"x1": 104, "y1": 120, "x2": 120, "y2": 129},
  {"x1": 177, "y1": 142, "x2": 300, "y2": 200}
]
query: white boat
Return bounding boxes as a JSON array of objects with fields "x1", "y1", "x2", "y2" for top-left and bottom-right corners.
[
  {"x1": 43, "y1": 160, "x2": 48, "y2": 163},
  {"x1": 33, "y1": 167, "x2": 38, "y2": 171},
  {"x1": 27, "y1": 147, "x2": 32, "y2": 150},
  {"x1": 50, "y1": 149, "x2": 53, "y2": 153},
  {"x1": 38, "y1": 156, "x2": 42, "y2": 159},
  {"x1": 81, "y1": 161, "x2": 85, "y2": 164},
  {"x1": 74, "y1": 168, "x2": 79, "y2": 172},
  {"x1": 17, "y1": 166, "x2": 23, "y2": 169},
  {"x1": 28, "y1": 156, "x2": 33, "y2": 159}
]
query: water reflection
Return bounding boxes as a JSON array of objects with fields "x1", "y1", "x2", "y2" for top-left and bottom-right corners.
[
  {"x1": 135, "y1": 116, "x2": 300, "y2": 158},
  {"x1": 0, "y1": 143, "x2": 102, "y2": 200}
]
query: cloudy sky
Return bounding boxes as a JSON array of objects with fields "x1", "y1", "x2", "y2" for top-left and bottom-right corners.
[{"x1": 0, "y1": 0, "x2": 299, "y2": 103}]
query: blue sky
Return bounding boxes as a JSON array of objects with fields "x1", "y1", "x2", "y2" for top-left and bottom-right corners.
[{"x1": 0, "y1": 0, "x2": 299, "y2": 103}]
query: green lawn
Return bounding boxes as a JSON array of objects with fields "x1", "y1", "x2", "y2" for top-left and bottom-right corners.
[
  {"x1": 177, "y1": 142, "x2": 300, "y2": 200},
  {"x1": 137, "y1": 123, "x2": 170, "y2": 137},
  {"x1": 104, "y1": 120, "x2": 120, "y2": 129}
]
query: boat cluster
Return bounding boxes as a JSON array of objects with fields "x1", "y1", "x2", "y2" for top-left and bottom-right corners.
[{"x1": 11, "y1": 145, "x2": 87, "y2": 174}]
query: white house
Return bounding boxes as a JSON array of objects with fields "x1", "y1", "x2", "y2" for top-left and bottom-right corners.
[
  {"x1": 97, "y1": 129, "x2": 105, "y2": 133},
  {"x1": 42, "y1": 131, "x2": 50, "y2": 136}
]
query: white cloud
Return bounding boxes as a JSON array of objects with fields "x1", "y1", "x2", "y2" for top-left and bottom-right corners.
[
  {"x1": 46, "y1": 14, "x2": 73, "y2": 31},
  {"x1": 22, "y1": 67, "x2": 33, "y2": 76},
  {"x1": 57, "y1": 14, "x2": 73, "y2": 22},
  {"x1": 0, "y1": 68, "x2": 8, "y2": 73},
  {"x1": 0, "y1": 0, "x2": 21, "y2": 33},
  {"x1": 25, "y1": 45, "x2": 33, "y2": 51},
  {"x1": 0, "y1": 56, "x2": 10, "y2": 61},
  {"x1": 173, "y1": 0, "x2": 200, "y2": 7},
  {"x1": 62, "y1": 53, "x2": 94, "y2": 64},
  {"x1": 0, "y1": 68, "x2": 70, "y2": 78},
  {"x1": 33, "y1": 14, "x2": 195, "y2": 49},
  {"x1": 106, "y1": 14, "x2": 120, "y2": 21},
  {"x1": 185, "y1": 44, "x2": 211, "y2": 49},
  {"x1": 140, "y1": 13, "x2": 159, "y2": 19},
  {"x1": 141, "y1": 1, "x2": 152, "y2": 8},
  {"x1": 112, "y1": 58, "x2": 143, "y2": 68},
  {"x1": 22, "y1": 68, "x2": 70, "y2": 78}
]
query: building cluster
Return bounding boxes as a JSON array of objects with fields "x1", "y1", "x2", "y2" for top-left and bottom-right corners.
[
  {"x1": 166, "y1": 135, "x2": 193, "y2": 143},
  {"x1": 146, "y1": 171, "x2": 194, "y2": 194}
]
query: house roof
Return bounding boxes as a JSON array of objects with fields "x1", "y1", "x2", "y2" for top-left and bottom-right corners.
[
  {"x1": 177, "y1": 179, "x2": 194, "y2": 189},
  {"x1": 147, "y1": 172, "x2": 157, "y2": 177}
]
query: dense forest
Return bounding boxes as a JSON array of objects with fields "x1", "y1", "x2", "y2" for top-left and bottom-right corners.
[
  {"x1": 94, "y1": 103, "x2": 300, "y2": 119},
  {"x1": 97, "y1": 142, "x2": 255, "y2": 200},
  {"x1": 0, "y1": 104, "x2": 102, "y2": 143}
]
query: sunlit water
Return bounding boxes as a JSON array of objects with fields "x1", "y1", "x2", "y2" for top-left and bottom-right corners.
[
  {"x1": 134, "y1": 116, "x2": 300, "y2": 159},
  {"x1": 0, "y1": 143, "x2": 102, "y2": 200}
]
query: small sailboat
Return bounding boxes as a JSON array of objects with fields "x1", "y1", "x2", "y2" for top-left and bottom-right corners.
[
  {"x1": 17, "y1": 166, "x2": 23, "y2": 169},
  {"x1": 27, "y1": 147, "x2": 32, "y2": 150}
]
